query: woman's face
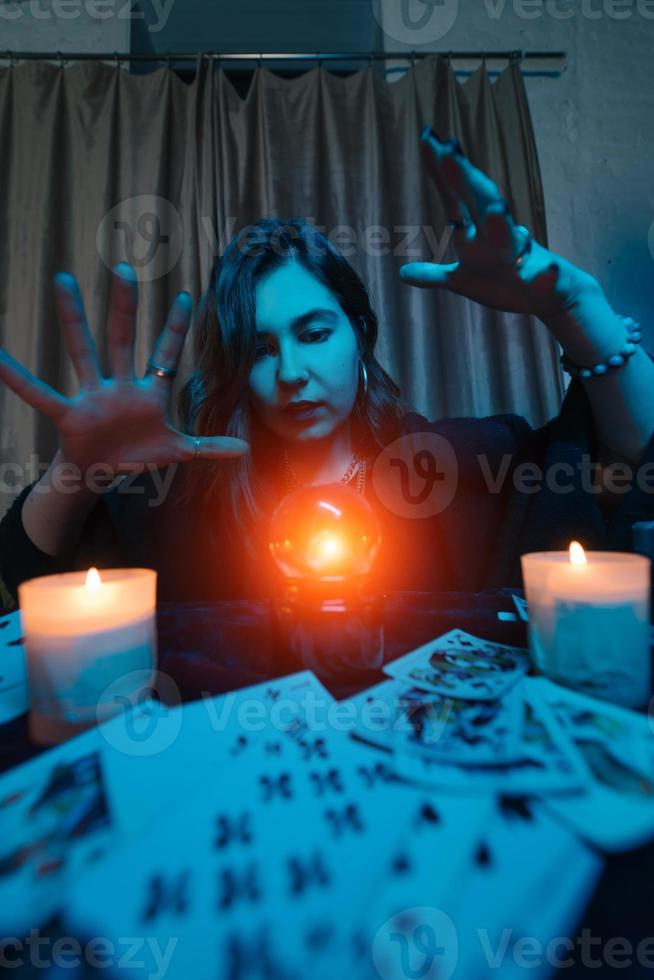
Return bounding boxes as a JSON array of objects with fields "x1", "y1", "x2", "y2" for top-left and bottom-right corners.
[{"x1": 248, "y1": 261, "x2": 360, "y2": 444}]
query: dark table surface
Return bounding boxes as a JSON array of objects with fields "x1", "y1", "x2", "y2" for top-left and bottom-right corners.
[{"x1": 2, "y1": 589, "x2": 654, "y2": 978}]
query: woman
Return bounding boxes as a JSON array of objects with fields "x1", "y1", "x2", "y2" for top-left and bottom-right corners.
[{"x1": 1, "y1": 129, "x2": 653, "y2": 603}]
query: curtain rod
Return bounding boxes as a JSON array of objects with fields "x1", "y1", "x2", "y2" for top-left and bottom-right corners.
[{"x1": 3, "y1": 49, "x2": 565, "y2": 64}]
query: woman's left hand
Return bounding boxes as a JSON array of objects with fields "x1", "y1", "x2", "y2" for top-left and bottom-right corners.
[{"x1": 400, "y1": 127, "x2": 598, "y2": 323}]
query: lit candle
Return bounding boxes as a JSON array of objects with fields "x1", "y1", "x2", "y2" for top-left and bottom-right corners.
[
  {"x1": 521, "y1": 544, "x2": 651, "y2": 708},
  {"x1": 18, "y1": 567, "x2": 157, "y2": 745}
]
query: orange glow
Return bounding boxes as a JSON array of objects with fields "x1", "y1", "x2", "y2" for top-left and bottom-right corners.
[
  {"x1": 568, "y1": 541, "x2": 587, "y2": 566},
  {"x1": 268, "y1": 483, "x2": 381, "y2": 581},
  {"x1": 85, "y1": 567, "x2": 102, "y2": 592},
  {"x1": 307, "y1": 531, "x2": 348, "y2": 572}
]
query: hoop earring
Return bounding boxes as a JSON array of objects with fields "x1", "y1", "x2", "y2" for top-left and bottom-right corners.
[{"x1": 358, "y1": 360, "x2": 368, "y2": 399}]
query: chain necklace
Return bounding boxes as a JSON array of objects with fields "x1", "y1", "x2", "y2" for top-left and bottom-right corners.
[{"x1": 282, "y1": 448, "x2": 368, "y2": 495}]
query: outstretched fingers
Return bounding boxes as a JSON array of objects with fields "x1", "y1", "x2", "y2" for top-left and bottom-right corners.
[
  {"x1": 146, "y1": 291, "x2": 194, "y2": 385},
  {"x1": 107, "y1": 263, "x2": 138, "y2": 380},
  {"x1": 438, "y1": 150, "x2": 520, "y2": 258},
  {"x1": 399, "y1": 261, "x2": 460, "y2": 289},
  {"x1": 421, "y1": 128, "x2": 529, "y2": 267},
  {"x1": 53, "y1": 272, "x2": 103, "y2": 389},
  {"x1": 420, "y1": 128, "x2": 476, "y2": 244},
  {"x1": 0, "y1": 347, "x2": 69, "y2": 420}
]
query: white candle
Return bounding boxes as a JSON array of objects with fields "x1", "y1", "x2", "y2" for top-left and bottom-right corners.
[
  {"x1": 18, "y1": 567, "x2": 157, "y2": 745},
  {"x1": 521, "y1": 544, "x2": 651, "y2": 708}
]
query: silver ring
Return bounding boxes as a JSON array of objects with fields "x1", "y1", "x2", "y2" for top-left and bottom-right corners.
[
  {"x1": 146, "y1": 358, "x2": 177, "y2": 380},
  {"x1": 192, "y1": 436, "x2": 201, "y2": 459}
]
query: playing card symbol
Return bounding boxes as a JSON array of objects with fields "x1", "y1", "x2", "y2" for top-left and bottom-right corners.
[
  {"x1": 260, "y1": 772, "x2": 293, "y2": 802},
  {"x1": 309, "y1": 768, "x2": 344, "y2": 796},
  {"x1": 499, "y1": 795, "x2": 533, "y2": 822},
  {"x1": 304, "y1": 923, "x2": 334, "y2": 950},
  {"x1": 288, "y1": 851, "x2": 331, "y2": 895},
  {"x1": 229, "y1": 735, "x2": 249, "y2": 756},
  {"x1": 474, "y1": 841, "x2": 493, "y2": 868},
  {"x1": 226, "y1": 927, "x2": 286, "y2": 978},
  {"x1": 214, "y1": 812, "x2": 253, "y2": 850},
  {"x1": 392, "y1": 852, "x2": 412, "y2": 876},
  {"x1": 357, "y1": 761, "x2": 393, "y2": 788},
  {"x1": 416, "y1": 802, "x2": 441, "y2": 827},
  {"x1": 324, "y1": 803, "x2": 365, "y2": 838},
  {"x1": 297, "y1": 737, "x2": 329, "y2": 761},
  {"x1": 141, "y1": 870, "x2": 190, "y2": 922},
  {"x1": 217, "y1": 864, "x2": 262, "y2": 910}
]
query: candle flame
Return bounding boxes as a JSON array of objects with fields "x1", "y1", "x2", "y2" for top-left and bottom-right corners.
[
  {"x1": 568, "y1": 541, "x2": 587, "y2": 566},
  {"x1": 85, "y1": 567, "x2": 102, "y2": 591}
]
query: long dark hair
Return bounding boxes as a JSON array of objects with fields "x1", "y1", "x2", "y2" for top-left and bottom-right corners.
[{"x1": 177, "y1": 218, "x2": 413, "y2": 564}]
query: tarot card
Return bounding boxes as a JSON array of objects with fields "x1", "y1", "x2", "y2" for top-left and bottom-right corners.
[
  {"x1": 98, "y1": 670, "x2": 336, "y2": 836},
  {"x1": 512, "y1": 594, "x2": 529, "y2": 622},
  {"x1": 0, "y1": 609, "x2": 28, "y2": 724},
  {"x1": 349, "y1": 678, "x2": 524, "y2": 766},
  {"x1": 384, "y1": 628, "x2": 529, "y2": 701},
  {"x1": 394, "y1": 680, "x2": 588, "y2": 795},
  {"x1": 333, "y1": 794, "x2": 600, "y2": 980},
  {"x1": 533, "y1": 678, "x2": 654, "y2": 851},
  {"x1": 534, "y1": 677, "x2": 654, "y2": 790},
  {"x1": 0, "y1": 725, "x2": 116, "y2": 933},
  {"x1": 449, "y1": 796, "x2": 602, "y2": 980}
]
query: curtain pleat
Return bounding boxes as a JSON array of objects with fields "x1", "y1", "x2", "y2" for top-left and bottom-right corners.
[{"x1": 0, "y1": 55, "x2": 563, "y2": 517}]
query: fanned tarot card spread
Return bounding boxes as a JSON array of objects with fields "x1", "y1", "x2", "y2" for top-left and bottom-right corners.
[
  {"x1": 66, "y1": 718, "x2": 451, "y2": 980},
  {"x1": 0, "y1": 670, "x2": 335, "y2": 933},
  {"x1": 383, "y1": 628, "x2": 529, "y2": 701},
  {"x1": 2, "y1": 664, "x2": 605, "y2": 978},
  {"x1": 64, "y1": 705, "x2": 600, "y2": 980},
  {"x1": 0, "y1": 609, "x2": 28, "y2": 724}
]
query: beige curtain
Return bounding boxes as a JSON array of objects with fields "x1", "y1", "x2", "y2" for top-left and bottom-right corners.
[{"x1": 0, "y1": 54, "x2": 563, "y2": 517}]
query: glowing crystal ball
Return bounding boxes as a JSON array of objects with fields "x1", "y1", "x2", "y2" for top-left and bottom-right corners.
[{"x1": 268, "y1": 483, "x2": 382, "y2": 582}]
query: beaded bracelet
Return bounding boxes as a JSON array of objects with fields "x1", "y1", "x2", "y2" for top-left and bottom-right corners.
[{"x1": 560, "y1": 315, "x2": 643, "y2": 379}]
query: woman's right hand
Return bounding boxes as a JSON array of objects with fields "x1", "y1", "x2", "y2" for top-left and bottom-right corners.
[{"x1": 0, "y1": 263, "x2": 250, "y2": 479}]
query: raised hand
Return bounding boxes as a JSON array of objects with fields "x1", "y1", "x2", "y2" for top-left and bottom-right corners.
[
  {"x1": 0, "y1": 263, "x2": 250, "y2": 477},
  {"x1": 400, "y1": 127, "x2": 598, "y2": 322}
]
